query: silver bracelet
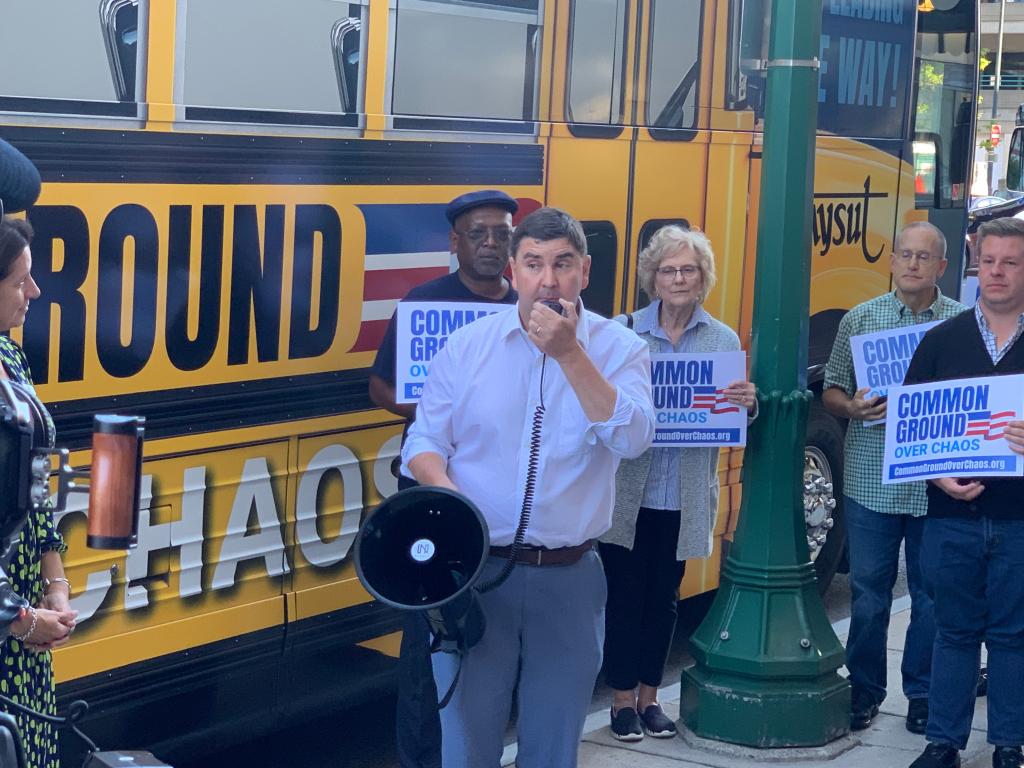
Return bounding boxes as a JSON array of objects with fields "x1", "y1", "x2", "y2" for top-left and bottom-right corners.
[
  {"x1": 43, "y1": 577, "x2": 71, "y2": 594},
  {"x1": 12, "y1": 607, "x2": 37, "y2": 643}
]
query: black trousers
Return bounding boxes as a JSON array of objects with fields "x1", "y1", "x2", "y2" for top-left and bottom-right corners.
[
  {"x1": 394, "y1": 474, "x2": 442, "y2": 768},
  {"x1": 600, "y1": 507, "x2": 687, "y2": 691}
]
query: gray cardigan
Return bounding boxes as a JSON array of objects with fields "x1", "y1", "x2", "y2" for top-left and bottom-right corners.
[{"x1": 600, "y1": 303, "x2": 746, "y2": 561}]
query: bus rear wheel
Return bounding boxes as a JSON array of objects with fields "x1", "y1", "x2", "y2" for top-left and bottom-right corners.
[{"x1": 804, "y1": 400, "x2": 846, "y2": 594}]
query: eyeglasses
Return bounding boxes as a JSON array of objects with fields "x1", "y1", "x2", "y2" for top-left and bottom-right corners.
[
  {"x1": 896, "y1": 250, "x2": 935, "y2": 263},
  {"x1": 456, "y1": 226, "x2": 513, "y2": 244},
  {"x1": 656, "y1": 265, "x2": 700, "y2": 279}
]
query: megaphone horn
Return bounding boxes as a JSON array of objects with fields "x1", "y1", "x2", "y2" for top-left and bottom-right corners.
[{"x1": 355, "y1": 486, "x2": 489, "y2": 651}]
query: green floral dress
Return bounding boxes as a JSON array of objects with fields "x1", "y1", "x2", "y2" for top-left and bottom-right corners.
[{"x1": 0, "y1": 333, "x2": 65, "y2": 768}]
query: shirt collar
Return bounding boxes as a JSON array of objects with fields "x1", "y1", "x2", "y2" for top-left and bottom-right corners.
[
  {"x1": 975, "y1": 302, "x2": 1024, "y2": 330},
  {"x1": 890, "y1": 286, "x2": 944, "y2": 318},
  {"x1": 635, "y1": 299, "x2": 710, "y2": 339},
  {"x1": 498, "y1": 298, "x2": 592, "y2": 349}
]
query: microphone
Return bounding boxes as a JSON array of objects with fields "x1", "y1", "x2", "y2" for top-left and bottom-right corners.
[{"x1": 0, "y1": 138, "x2": 41, "y2": 215}]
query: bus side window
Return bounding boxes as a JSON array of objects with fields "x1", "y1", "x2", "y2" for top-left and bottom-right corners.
[
  {"x1": 580, "y1": 221, "x2": 618, "y2": 318},
  {"x1": 635, "y1": 218, "x2": 690, "y2": 309},
  {"x1": 182, "y1": 0, "x2": 369, "y2": 124},
  {"x1": 0, "y1": 0, "x2": 142, "y2": 115},
  {"x1": 646, "y1": 0, "x2": 703, "y2": 132},
  {"x1": 724, "y1": 0, "x2": 768, "y2": 114},
  {"x1": 566, "y1": 0, "x2": 628, "y2": 126},
  {"x1": 331, "y1": 17, "x2": 363, "y2": 114},
  {"x1": 913, "y1": 136, "x2": 939, "y2": 209},
  {"x1": 390, "y1": 0, "x2": 542, "y2": 123},
  {"x1": 1007, "y1": 129, "x2": 1024, "y2": 193},
  {"x1": 99, "y1": 0, "x2": 141, "y2": 102}
]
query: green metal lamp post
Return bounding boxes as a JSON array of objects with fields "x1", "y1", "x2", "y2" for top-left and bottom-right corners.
[{"x1": 679, "y1": 0, "x2": 850, "y2": 747}]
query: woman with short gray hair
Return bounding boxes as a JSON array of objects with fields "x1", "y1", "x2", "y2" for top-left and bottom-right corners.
[{"x1": 600, "y1": 224, "x2": 756, "y2": 741}]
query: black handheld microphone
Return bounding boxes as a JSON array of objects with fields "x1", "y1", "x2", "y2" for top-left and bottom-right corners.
[
  {"x1": 540, "y1": 299, "x2": 565, "y2": 316},
  {"x1": 0, "y1": 138, "x2": 41, "y2": 215}
]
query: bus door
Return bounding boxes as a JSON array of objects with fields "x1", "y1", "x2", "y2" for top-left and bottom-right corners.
[
  {"x1": 627, "y1": 0, "x2": 716, "y2": 316},
  {"x1": 546, "y1": 0, "x2": 638, "y2": 318},
  {"x1": 911, "y1": 0, "x2": 978, "y2": 298}
]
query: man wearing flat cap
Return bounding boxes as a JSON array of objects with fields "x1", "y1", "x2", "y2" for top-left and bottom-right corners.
[{"x1": 368, "y1": 189, "x2": 518, "y2": 768}]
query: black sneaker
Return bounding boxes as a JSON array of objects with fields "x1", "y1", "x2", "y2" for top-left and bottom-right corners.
[
  {"x1": 906, "y1": 697, "x2": 929, "y2": 735},
  {"x1": 978, "y1": 667, "x2": 989, "y2": 698},
  {"x1": 910, "y1": 743, "x2": 960, "y2": 768},
  {"x1": 850, "y1": 686, "x2": 880, "y2": 731},
  {"x1": 994, "y1": 746, "x2": 1024, "y2": 768},
  {"x1": 639, "y1": 703, "x2": 677, "y2": 738},
  {"x1": 609, "y1": 707, "x2": 643, "y2": 742}
]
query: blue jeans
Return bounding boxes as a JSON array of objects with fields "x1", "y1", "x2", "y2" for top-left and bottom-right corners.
[
  {"x1": 845, "y1": 496, "x2": 933, "y2": 704},
  {"x1": 922, "y1": 516, "x2": 1024, "y2": 749}
]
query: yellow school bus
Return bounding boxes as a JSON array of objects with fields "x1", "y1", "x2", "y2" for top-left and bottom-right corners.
[{"x1": 0, "y1": 0, "x2": 977, "y2": 760}]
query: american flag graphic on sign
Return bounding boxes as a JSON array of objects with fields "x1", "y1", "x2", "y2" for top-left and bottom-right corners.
[
  {"x1": 965, "y1": 410, "x2": 1017, "y2": 440},
  {"x1": 691, "y1": 385, "x2": 740, "y2": 414}
]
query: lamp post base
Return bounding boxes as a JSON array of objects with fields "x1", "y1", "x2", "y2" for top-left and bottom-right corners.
[{"x1": 679, "y1": 559, "x2": 850, "y2": 747}]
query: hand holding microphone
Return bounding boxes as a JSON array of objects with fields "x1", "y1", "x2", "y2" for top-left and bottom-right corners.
[{"x1": 528, "y1": 298, "x2": 579, "y2": 360}]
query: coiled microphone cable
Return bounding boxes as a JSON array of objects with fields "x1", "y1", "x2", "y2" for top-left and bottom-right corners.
[{"x1": 477, "y1": 353, "x2": 549, "y2": 593}]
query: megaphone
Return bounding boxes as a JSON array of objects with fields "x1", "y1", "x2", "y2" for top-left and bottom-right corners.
[{"x1": 355, "y1": 486, "x2": 489, "y2": 652}]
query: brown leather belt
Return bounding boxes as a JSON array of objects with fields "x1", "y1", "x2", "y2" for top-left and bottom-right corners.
[{"x1": 489, "y1": 540, "x2": 594, "y2": 567}]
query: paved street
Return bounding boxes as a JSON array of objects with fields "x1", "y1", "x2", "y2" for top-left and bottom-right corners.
[{"x1": 177, "y1": 566, "x2": 890, "y2": 768}]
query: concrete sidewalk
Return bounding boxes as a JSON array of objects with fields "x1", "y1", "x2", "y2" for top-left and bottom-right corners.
[{"x1": 576, "y1": 600, "x2": 992, "y2": 768}]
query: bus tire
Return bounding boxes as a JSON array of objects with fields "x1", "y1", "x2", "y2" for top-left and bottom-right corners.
[{"x1": 804, "y1": 399, "x2": 846, "y2": 595}]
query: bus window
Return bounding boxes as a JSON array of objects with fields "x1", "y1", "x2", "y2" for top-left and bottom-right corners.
[
  {"x1": 182, "y1": 0, "x2": 368, "y2": 125},
  {"x1": 725, "y1": 0, "x2": 768, "y2": 113},
  {"x1": 913, "y1": 137, "x2": 938, "y2": 207},
  {"x1": 645, "y1": 0, "x2": 702, "y2": 132},
  {"x1": 580, "y1": 221, "x2": 618, "y2": 318},
  {"x1": 635, "y1": 218, "x2": 690, "y2": 309},
  {"x1": 912, "y1": 28, "x2": 975, "y2": 207},
  {"x1": 391, "y1": 0, "x2": 542, "y2": 124},
  {"x1": 0, "y1": 0, "x2": 142, "y2": 116},
  {"x1": 99, "y1": 0, "x2": 140, "y2": 102},
  {"x1": 1007, "y1": 129, "x2": 1024, "y2": 193},
  {"x1": 566, "y1": 0, "x2": 628, "y2": 125}
]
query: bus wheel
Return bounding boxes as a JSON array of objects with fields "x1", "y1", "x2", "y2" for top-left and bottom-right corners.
[{"x1": 804, "y1": 400, "x2": 846, "y2": 594}]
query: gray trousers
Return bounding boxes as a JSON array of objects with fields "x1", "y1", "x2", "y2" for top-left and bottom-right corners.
[{"x1": 432, "y1": 550, "x2": 606, "y2": 768}]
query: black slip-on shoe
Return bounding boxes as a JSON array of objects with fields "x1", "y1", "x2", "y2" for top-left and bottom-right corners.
[
  {"x1": 993, "y1": 746, "x2": 1024, "y2": 768},
  {"x1": 850, "y1": 687, "x2": 880, "y2": 731},
  {"x1": 909, "y1": 743, "x2": 960, "y2": 768},
  {"x1": 609, "y1": 707, "x2": 643, "y2": 742},
  {"x1": 906, "y1": 697, "x2": 929, "y2": 735},
  {"x1": 639, "y1": 704, "x2": 677, "y2": 738}
]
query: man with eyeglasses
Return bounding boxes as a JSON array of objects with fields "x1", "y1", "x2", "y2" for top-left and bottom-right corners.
[
  {"x1": 368, "y1": 189, "x2": 518, "y2": 768},
  {"x1": 823, "y1": 222, "x2": 966, "y2": 736}
]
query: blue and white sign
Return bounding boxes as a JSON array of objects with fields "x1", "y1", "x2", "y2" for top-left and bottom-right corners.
[
  {"x1": 851, "y1": 321, "x2": 941, "y2": 426},
  {"x1": 395, "y1": 301, "x2": 511, "y2": 403},
  {"x1": 650, "y1": 351, "x2": 747, "y2": 448},
  {"x1": 883, "y1": 374, "x2": 1024, "y2": 484}
]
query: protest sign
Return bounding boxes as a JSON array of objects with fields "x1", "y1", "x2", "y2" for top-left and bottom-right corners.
[
  {"x1": 395, "y1": 301, "x2": 512, "y2": 403},
  {"x1": 883, "y1": 374, "x2": 1024, "y2": 484},
  {"x1": 650, "y1": 351, "x2": 747, "y2": 447},
  {"x1": 851, "y1": 321, "x2": 942, "y2": 426}
]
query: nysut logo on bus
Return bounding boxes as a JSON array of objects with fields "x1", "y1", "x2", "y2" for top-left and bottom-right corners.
[{"x1": 883, "y1": 375, "x2": 1024, "y2": 483}]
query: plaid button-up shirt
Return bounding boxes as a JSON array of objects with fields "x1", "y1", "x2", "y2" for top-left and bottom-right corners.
[
  {"x1": 824, "y1": 290, "x2": 967, "y2": 515},
  {"x1": 974, "y1": 303, "x2": 1024, "y2": 364}
]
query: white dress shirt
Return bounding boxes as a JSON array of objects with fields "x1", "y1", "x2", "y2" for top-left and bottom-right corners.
[{"x1": 402, "y1": 303, "x2": 655, "y2": 547}]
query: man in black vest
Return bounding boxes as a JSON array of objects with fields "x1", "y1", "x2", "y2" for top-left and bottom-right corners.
[{"x1": 904, "y1": 217, "x2": 1024, "y2": 768}]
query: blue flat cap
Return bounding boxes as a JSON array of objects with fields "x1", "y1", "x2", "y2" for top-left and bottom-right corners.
[
  {"x1": 0, "y1": 138, "x2": 41, "y2": 214},
  {"x1": 445, "y1": 189, "x2": 518, "y2": 226}
]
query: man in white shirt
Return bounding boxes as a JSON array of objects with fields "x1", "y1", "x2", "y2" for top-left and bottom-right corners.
[{"x1": 402, "y1": 207, "x2": 654, "y2": 768}]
